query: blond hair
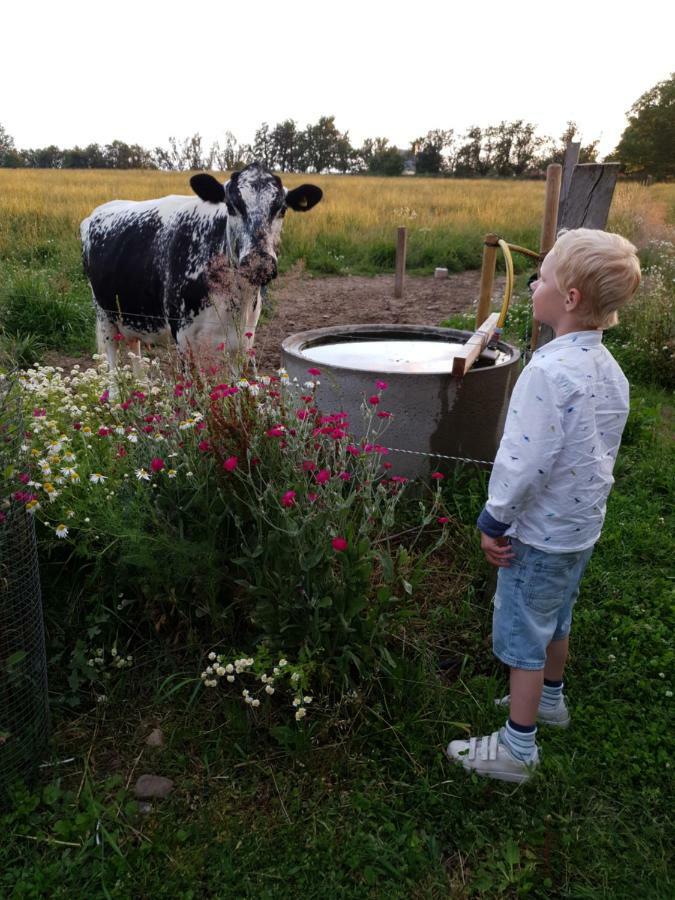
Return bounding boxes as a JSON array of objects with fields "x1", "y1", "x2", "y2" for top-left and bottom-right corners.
[{"x1": 551, "y1": 228, "x2": 641, "y2": 329}]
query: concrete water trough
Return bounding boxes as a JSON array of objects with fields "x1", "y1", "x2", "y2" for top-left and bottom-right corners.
[{"x1": 281, "y1": 323, "x2": 521, "y2": 479}]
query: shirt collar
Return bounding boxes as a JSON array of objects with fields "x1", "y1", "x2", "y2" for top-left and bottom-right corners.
[{"x1": 534, "y1": 330, "x2": 603, "y2": 355}]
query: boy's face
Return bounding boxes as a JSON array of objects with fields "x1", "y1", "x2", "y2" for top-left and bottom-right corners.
[{"x1": 530, "y1": 252, "x2": 568, "y2": 329}]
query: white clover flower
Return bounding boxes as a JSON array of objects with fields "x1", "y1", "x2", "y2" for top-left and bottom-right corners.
[
  {"x1": 89, "y1": 473, "x2": 107, "y2": 484},
  {"x1": 251, "y1": 699, "x2": 260, "y2": 708},
  {"x1": 273, "y1": 667, "x2": 280, "y2": 675},
  {"x1": 216, "y1": 666, "x2": 226, "y2": 677},
  {"x1": 55, "y1": 524, "x2": 69, "y2": 539},
  {"x1": 291, "y1": 672, "x2": 300, "y2": 683},
  {"x1": 265, "y1": 685, "x2": 275, "y2": 695},
  {"x1": 292, "y1": 698, "x2": 301, "y2": 707},
  {"x1": 279, "y1": 659, "x2": 288, "y2": 667},
  {"x1": 303, "y1": 696, "x2": 313, "y2": 704},
  {"x1": 295, "y1": 708, "x2": 306, "y2": 720},
  {"x1": 208, "y1": 651, "x2": 217, "y2": 660},
  {"x1": 226, "y1": 675, "x2": 235, "y2": 683},
  {"x1": 225, "y1": 663, "x2": 234, "y2": 674}
]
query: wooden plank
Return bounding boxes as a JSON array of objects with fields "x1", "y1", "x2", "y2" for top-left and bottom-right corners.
[
  {"x1": 476, "y1": 233, "x2": 499, "y2": 328},
  {"x1": 557, "y1": 142, "x2": 580, "y2": 230},
  {"x1": 558, "y1": 163, "x2": 620, "y2": 230},
  {"x1": 452, "y1": 312, "x2": 499, "y2": 377},
  {"x1": 394, "y1": 227, "x2": 407, "y2": 298}
]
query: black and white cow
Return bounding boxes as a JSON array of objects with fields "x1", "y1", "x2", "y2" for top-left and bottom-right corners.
[{"x1": 80, "y1": 163, "x2": 322, "y2": 372}]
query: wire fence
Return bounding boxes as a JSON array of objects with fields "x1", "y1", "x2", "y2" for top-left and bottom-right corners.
[{"x1": 0, "y1": 372, "x2": 50, "y2": 801}]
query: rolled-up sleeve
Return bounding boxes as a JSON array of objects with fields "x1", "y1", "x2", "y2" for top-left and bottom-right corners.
[{"x1": 480, "y1": 364, "x2": 567, "y2": 529}]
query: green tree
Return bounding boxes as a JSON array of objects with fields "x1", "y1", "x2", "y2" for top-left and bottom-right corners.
[
  {"x1": 612, "y1": 73, "x2": 675, "y2": 180},
  {"x1": 0, "y1": 123, "x2": 23, "y2": 166}
]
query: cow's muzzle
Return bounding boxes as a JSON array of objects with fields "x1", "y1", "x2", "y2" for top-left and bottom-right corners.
[{"x1": 239, "y1": 252, "x2": 278, "y2": 287}]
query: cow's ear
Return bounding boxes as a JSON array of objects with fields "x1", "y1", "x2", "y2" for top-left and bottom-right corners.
[
  {"x1": 190, "y1": 174, "x2": 226, "y2": 204},
  {"x1": 285, "y1": 184, "x2": 323, "y2": 212}
]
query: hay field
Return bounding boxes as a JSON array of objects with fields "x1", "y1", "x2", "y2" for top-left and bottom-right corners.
[{"x1": 1, "y1": 169, "x2": 673, "y2": 276}]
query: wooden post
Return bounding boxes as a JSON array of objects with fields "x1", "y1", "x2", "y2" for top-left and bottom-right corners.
[
  {"x1": 557, "y1": 163, "x2": 620, "y2": 229},
  {"x1": 394, "y1": 227, "x2": 407, "y2": 299},
  {"x1": 530, "y1": 164, "x2": 562, "y2": 351},
  {"x1": 476, "y1": 232, "x2": 499, "y2": 328}
]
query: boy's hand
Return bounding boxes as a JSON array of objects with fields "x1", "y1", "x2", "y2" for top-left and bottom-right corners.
[{"x1": 480, "y1": 533, "x2": 515, "y2": 567}]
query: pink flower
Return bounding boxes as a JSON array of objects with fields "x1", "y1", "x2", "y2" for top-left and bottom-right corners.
[
  {"x1": 315, "y1": 468, "x2": 331, "y2": 485},
  {"x1": 98, "y1": 426, "x2": 111, "y2": 437},
  {"x1": 346, "y1": 444, "x2": 360, "y2": 457},
  {"x1": 18, "y1": 473, "x2": 30, "y2": 484},
  {"x1": 376, "y1": 411, "x2": 392, "y2": 419},
  {"x1": 223, "y1": 456, "x2": 238, "y2": 472},
  {"x1": 375, "y1": 380, "x2": 388, "y2": 390},
  {"x1": 267, "y1": 425, "x2": 285, "y2": 438},
  {"x1": 174, "y1": 385, "x2": 184, "y2": 397},
  {"x1": 307, "y1": 492, "x2": 318, "y2": 503},
  {"x1": 383, "y1": 462, "x2": 393, "y2": 469},
  {"x1": 390, "y1": 475, "x2": 408, "y2": 484},
  {"x1": 113, "y1": 332, "x2": 124, "y2": 343},
  {"x1": 302, "y1": 460, "x2": 316, "y2": 472},
  {"x1": 307, "y1": 367, "x2": 321, "y2": 376},
  {"x1": 99, "y1": 389, "x2": 110, "y2": 404},
  {"x1": 368, "y1": 395, "x2": 380, "y2": 405},
  {"x1": 198, "y1": 440, "x2": 211, "y2": 453},
  {"x1": 33, "y1": 408, "x2": 46, "y2": 418},
  {"x1": 437, "y1": 516, "x2": 450, "y2": 524},
  {"x1": 431, "y1": 472, "x2": 444, "y2": 480},
  {"x1": 338, "y1": 471, "x2": 351, "y2": 481},
  {"x1": 216, "y1": 342, "x2": 225, "y2": 351},
  {"x1": 296, "y1": 409, "x2": 309, "y2": 421},
  {"x1": 150, "y1": 457, "x2": 165, "y2": 473},
  {"x1": 281, "y1": 490, "x2": 297, "y2": 507},
  {"x1": 331, "y1": 537, "x2": 348, "y2": 552},
  {"x1": 73, "y1": 422, "x2": 81, "y2": 431},
  {"x1": 120, "y1": 401, "x2": 132, "y2": 411},
  {"x1": 245, "y1": 331, "x2": 253, "y2": 339}
]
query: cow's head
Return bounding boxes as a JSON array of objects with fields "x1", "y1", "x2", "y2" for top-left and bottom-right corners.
[{"x1": 190, "y1": 163, "x2": 322, "y2": 287}]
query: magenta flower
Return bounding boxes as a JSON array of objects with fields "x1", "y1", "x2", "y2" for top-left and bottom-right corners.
[
  {"x1": 315, "y1": 469, "x2": 331, "y2": 485},
  {"x1": 368, "y1": 395, "x2": 380, "y2": 405},
  {"x1": 267, "y1": 425, "x2": 285, "y2": 438},
  {"x1": 33, "y1": 408, "x2": 46, "y2": 417},
  {"x1": 223, "y1": 456, "x2": 238, "y2": 472},
  {"x1": 281, "y1": 490, "x2": 297, "y2": 507},
  {"x1": 376, "y1": 411, "x2": 392, "y2": 419},
  {"x1": 99, "y1": 389, "x2": 110, "y2": 404},
  {"x1": 302, "y1": 460, "x2": 316, "y2": 472},
  {"x1": 338, "y1": 471, "x2": 351, "y2": 481},
  {"x1": 431, "y1": 472, "x2": 444, "y2": 480},
  {"x1": 346, "y1": 445, "x2": 360, "y2": 457},
  {"x1": 150, "y1": 457, "x2": 165, "y2": 473},
  {"x1": 307, "y1": 367, "x2": 321, "y2": 376},
  {"x1": 375, "y1": 380, "x2": 388, "y2": 390},
  {"x1": 383, "y1": 461, "x2": 393, "y2": 469},
  {"x1": 307, "y1": 492, "x2": 318, "y2": 503},
  {"x1": 198, "y1": 440, "x2": 211, "y2": 453},
  {"x1": 437, "y1": 516, "x2": 450, "y2": 524},
  {"x1": 98, "y1": 427, "x2": 111, "y2": 437},
  {"x1": 332, "y1": 537, "x2": 348, "y2": 552},
  {"x1": 296, "y1": 409, "x2": 309, "y2": 421},
  {"x1": 245, "y1": 331, "x2": 253, "y2": 339},
  {"x1": 113, "y1": 332, "x2": 124, "y2": 343}
]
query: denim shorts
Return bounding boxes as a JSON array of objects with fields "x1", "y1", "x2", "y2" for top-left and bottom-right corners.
[{"x1": 492, "y1": 538, "x2": 594, "y2": 670}]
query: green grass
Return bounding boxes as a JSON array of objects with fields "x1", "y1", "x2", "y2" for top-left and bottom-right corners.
[{"x1": 2, "y1": 382, "x2": 672, "y2": 899}]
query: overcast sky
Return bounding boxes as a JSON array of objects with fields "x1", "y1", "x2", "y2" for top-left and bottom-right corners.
[{"x1": 3, "y1": 0, "x2": 672, "y2": 159}]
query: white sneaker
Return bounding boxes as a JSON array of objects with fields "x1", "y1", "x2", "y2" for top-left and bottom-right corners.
[
  {"x1": 446, "y1": 730, "x2": 539, "y2": 784},
  {"x1": 495, "y1": 694, "x2": 571, "y2": 728}
]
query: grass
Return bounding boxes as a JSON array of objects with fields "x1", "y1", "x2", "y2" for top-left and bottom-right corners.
[{"x1": 1, "y1": 381, "x2": 673, "y2": 898}]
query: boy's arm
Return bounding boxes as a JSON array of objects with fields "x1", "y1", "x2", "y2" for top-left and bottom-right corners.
[{"x1": 477, "y1": 364, "x2": 567, "y2": 534}]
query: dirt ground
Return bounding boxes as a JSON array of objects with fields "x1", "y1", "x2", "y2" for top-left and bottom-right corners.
[{"x1": 45, "y1": 267, "x2": 505, "y2": 374}]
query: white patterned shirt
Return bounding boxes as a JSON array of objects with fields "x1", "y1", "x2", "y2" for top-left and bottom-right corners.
[{"x1": 479, "y1": 330, "x2": 629, "y2": 552}]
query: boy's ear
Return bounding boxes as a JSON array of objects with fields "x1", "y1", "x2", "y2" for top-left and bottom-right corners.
[{"x1": 566, "y1": 287, "x2": 582, "y2": 310}]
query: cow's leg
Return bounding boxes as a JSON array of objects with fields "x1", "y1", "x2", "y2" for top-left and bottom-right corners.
[
  {"x1": 126, "y1": 339, "x2": 143, "y2": 379},
  {"x1": 96, "y1": 316, "x2": 119, "y2": 372}
]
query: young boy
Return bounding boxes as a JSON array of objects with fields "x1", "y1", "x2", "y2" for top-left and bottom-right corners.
[{"x1": 446, "y1": 228, "x2": 641, "y2": 783}]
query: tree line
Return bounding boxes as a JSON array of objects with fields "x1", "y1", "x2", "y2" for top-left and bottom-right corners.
[{"x1": 1, "y1": 74, "x2": 672, "y2": 178}]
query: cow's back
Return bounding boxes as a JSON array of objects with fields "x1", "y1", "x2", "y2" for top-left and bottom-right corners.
[{"x1": 81, "y1": 196, "x2": 205, "y2": 328}]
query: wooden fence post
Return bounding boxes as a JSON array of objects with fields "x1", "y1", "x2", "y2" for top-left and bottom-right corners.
[
  {"x1": 476, "y1": 232, "x2": 499, "y2": 328},
  {"x1": 530, "y1": 164, "x2": 562, "y2": 351},
  {"x1": 394, "y1": 227, "x2": 407, "y2": 299}
]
